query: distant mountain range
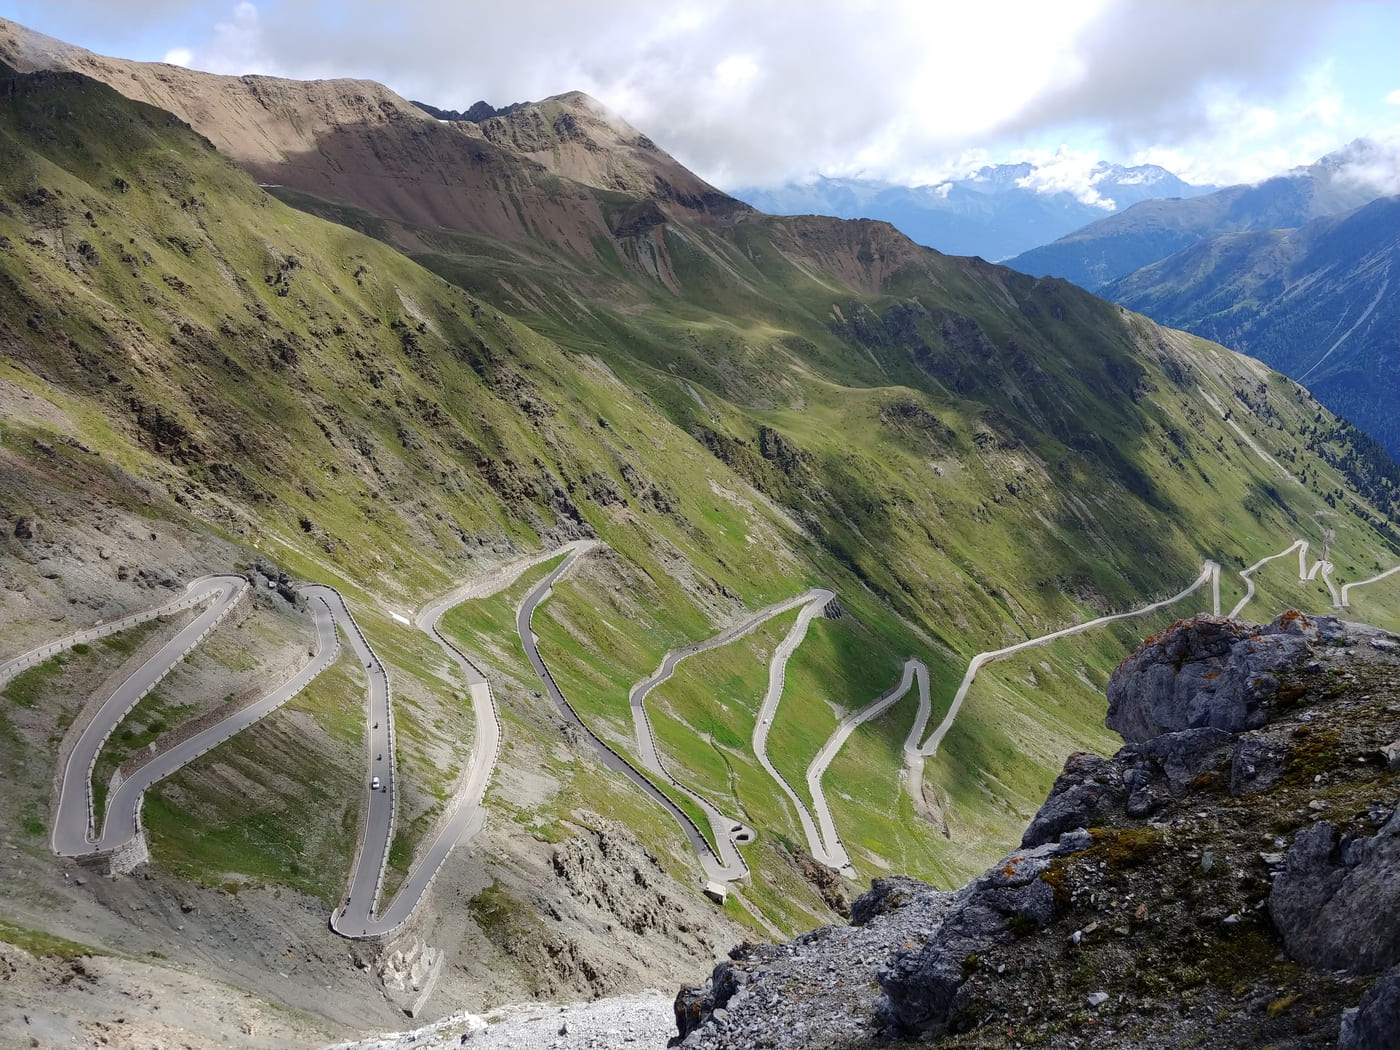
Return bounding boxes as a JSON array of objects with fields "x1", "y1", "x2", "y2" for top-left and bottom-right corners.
[
  {"x1": 1105, "y1": 195, "x2": 1400, "y2": 460},
  {"x1": 1006, "y1": 139, "x2": 1397, "y2": 290},
  {"x1": 732, "y1": 162, "x2": 1215, "y2": 261}
]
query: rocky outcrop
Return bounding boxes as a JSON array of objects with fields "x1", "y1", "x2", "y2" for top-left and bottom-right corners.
[
  {"x1": 849, "y1": 875, "x2": 935, "y2": 926},
  {"x1": 550, "y1": 816, "x2": 709, "y2": 943},
  {"x1": 1020, "y1": 752, "x2": 1123, "y2": 848},
  {"x1": 1340, "y1": 965, "x2": 1400, "y2": 1050},
  {"x1": 1228, "y1": 723, "x2": 1294, "y2": 795},
  {"x1": 1269, "y1": 811, "x2": 1400, "y2": 972},
  {"x1": 1105, "y1": 615, "x2": 1312, "y2": 742},
  {"x1": 875, "y1": 830, "x2": 1092, "y2": 1035},
  {"x1": 377, "y1": 938, "x2": 443, "y2": 1018},
  {"x1": 794, "y1": 848, "x2": 851, "y2": 918},
  {"x1": 671, "y1": 879, "x2": 957, "y2": 1049}
]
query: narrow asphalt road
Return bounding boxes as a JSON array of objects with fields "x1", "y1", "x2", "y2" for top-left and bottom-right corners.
[
  {"x1": 804, "y1": 657, "x2": 928, "y2": 872},
  {"x1": 51, "y1": 576, "x2": 251, "y2": 856},
  {"x1": 305, "y1": 586, "x2": 398, "y2": 938},
  {"x1": 41, "y1": 575, "x2": 405, "y2": 939},
  {"x1": 1229, "y1": 539, "x2": 1343, "y2": 618},
  {"x1": 1, "y1": 576, "x2": 245, "y2": 690},
  {"x1": 748, "y1": 589, "x2": 849, "y2": 871},
  {"x1": 514, "y1": 542, "x2": 737, "y2": 884},
  {"x1": 1298, "y1": 540, "x2": 1341, "y2": 607},
  {"x1": 94, "y1": 595, "x2": 341, "y2": 852},
  {"x1": 915, "y1": 561, "x2": 1218, "y2": 761},
  {"x1": 351, "y1": 545, "x2": 593, "y2": 937}
]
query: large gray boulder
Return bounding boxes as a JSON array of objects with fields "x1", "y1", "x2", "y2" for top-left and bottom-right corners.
[
  {"x1": 851, "y1": 876, "x2": 940, "y2": 926},
  {"x1": 1105, "y1": 615, "x2": 1314, "y2": 743},
  {"x1": 1339, "y1": 965, "x2": 1400, "y2": 1050},
  {"x1": 1128, "y1": 726, "x2": 1234, "y2": 795},
  {"x1": 1020, "y1": 752, "x2": 1123, "y2": 849},
  {"x1": 1269, "y1": 810, "x2": 1400, "y2": 973},
  {"x1": 1229, "y1": 724, "x2": 1293, "y2": 796}
]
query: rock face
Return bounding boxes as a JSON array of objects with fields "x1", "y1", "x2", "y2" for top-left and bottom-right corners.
[
  {"x1": 377, "y1": 938, "x2": 443, "y2": 1018},
  {"x1": 675, "y1": 611, "x2": 1400, "y2": 1049},
  {"x1": 874, "y1": 830, "x2": 1091, "y2": 1035},
  {"x1": 1020, "y1": 752, "x2": 1123, "y2": 848},
  {"x1": 1339, "y1": 965, "x2": 1400, "y2": 1050},
  {"x1": 550, "y1": 817, "x2": 709, "y2": 942},
  {"x1": 1270, "y1": 811, "x2": 1400, "y2": 972},
  {"x1": 1105, "y1": 615, "x2": 1312, "y2": 742}
]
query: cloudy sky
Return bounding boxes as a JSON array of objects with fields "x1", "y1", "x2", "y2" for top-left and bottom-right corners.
[{"x1": 4, "y1": 0, "x2": 1398, "y2": 196}]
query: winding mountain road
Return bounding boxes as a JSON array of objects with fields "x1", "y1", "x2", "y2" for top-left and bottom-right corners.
[
  {"x1": 748, "y1": 589, "x2": 851, "y2": 872},
  {"x1": 42, "y1": 580, "x2": 401, "y2": 930},
  {"x1": 2, "y1": 576, "x2": 248, "y2": 691},
  {"x1": 626, "y1": 590, "x2": 846, "y2": 880},
  {"x1": 915, "y1": 561, "x2": 1219, "y2": 762},
  {"x1": 1340, "y1": 562, "x2": 1400, "y2": 607},
  {"x1": 49, "y1": 576, "x2": 252, "y2": 855},
  {"x1": 805, "y1": 657, "x2": 928, "y2": 871},
  {"x1": 515, "y1": 542, "x2": 746, "y2": 884},
  {"x1": 357, "y1": 545, "x2": 601, "y2": 935},
  {"x1": 25, "y1": 527, "x2": 1399, "y2": 928},
  {"x1": 35, "y1": 559, "x2": 533, "y2": 940},
  {"x1": 1229, "y1": 539, "x2": 1336, "y2": 618},
  {"x1": 899, "y1": 539, "x2": 1374, "y2": 816},
  {"x1": 902, "y1": 560, "x2": 1220, "y2": 811}
]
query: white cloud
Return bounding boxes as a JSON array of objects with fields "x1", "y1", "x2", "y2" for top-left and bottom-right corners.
[
  {"x1": 18, "y1": 0, "x2": 1398, "y2": 191},
  {"x1": 1011, "y1": 146, "x2": 1115, "y2": 208},
  {"x1": 195, "y1": 1, "x2": 277, "y2": 77},
  {"x1": 1329, "y1": 132, "x2": 1400, "y2": 195},
  {"x1": 712, "y1": 54, "x2": 759, "y2": 92},
  {"x1": 1301, "y1": 94, "x2": 1343, "y2": 127},
  {"x1": 162, "y1": 46, "x2": 193, "y2": 67}
]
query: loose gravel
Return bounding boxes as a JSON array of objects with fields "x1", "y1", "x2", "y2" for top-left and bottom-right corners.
[{"x1": 322, "y1": 991, "x2": 676, "y2": 1050}]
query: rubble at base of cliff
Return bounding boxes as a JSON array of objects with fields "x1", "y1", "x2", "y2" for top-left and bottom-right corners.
[
  {"x1": 673, "y1": 612, "x2": 1400, "y2": 1050},
  {"x1": 671, "y1": 877, "x2": 958, "y2": 1049}
]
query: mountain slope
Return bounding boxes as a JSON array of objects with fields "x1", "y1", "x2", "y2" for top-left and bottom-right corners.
[
  {"x1": 735, "y1": 163, "x2": 1213, "y2": 261},
  {"x1": 0, "y1": 67, "x2": 797, "y2": 1022},
  {"x1": 1104, "y1": 196, "x2": 1400, "y2": 462},
  {"x1": 3, "y1": 31, "x2": 1400, "y2": 1043},
  {"x1": 1005, "y1": 140, "x2": 1396, "y2": 290},
  {"x1": 0, "y1": 16, "x2": 747, "y2": 262}
]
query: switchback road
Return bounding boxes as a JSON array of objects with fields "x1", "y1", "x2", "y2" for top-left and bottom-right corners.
[
  {"x1": 804, "y1": 657, "x2": 928, "y2": 871},
  {"x1": 748, "y1": 589, "x2": 849, "y2": 872},
  {"x1": 50, "y1": 576, "x2": 252, "y2": 855},
  {"x1": 515, "y1": 543, "x2": 741, "y2": 884},
  {"x1": 626, "y1": 590, "x2": 840, "y2": 880},
  {"x1": 904, "y1": 560, "x2": 1220, "y2": 811}
]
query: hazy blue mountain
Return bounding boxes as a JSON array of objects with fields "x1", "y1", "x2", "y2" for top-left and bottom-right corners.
[
  {"x1": 732, "y1": 162, "x2": 1213, "y2": 261},
  {"x1": 1006, "y1": 139, "x2": 1397, "y2": 290},
  {"x1": 1105, "y1": 195, "x2": 1400, "y2": 460}
]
